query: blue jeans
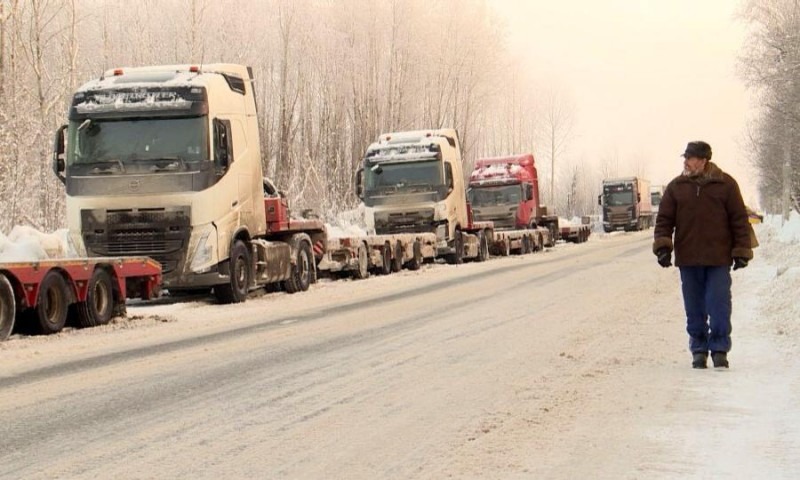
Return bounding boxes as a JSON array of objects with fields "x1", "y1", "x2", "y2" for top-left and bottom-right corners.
[{"x1": 679, "y1": 266, "x2": 732, "y2": 353}]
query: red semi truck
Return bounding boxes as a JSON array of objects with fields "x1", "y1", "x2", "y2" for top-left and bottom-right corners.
[
  {"x1": 468, "y1": 154, "x2": 590, "y2": 245},
  {"x1": 0, "y1": 257, "x2": 161, "y2": 341}
]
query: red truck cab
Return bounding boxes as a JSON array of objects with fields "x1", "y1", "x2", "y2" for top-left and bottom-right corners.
[{"x1": 468, "y1": 154, "x2": 542, "y2": 229}]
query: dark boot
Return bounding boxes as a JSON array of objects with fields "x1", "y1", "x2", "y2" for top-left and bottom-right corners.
[
  {"x1": 711, "y1": 351, "x2": 729, "y2": 368},
  {"x1": 692, "y1": 352, "x2": 708, "y2": 369}
]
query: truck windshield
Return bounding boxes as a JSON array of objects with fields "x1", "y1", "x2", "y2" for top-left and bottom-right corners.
[
  {"x1": 468, "y1": 185, "x2": 522, "y2": 207},
  {"x1": 651, "y1": 192, "x2": 662, "y2": 206},
  {"x1": 365, "y1": 160, "x2": 443, "y2": 192},
  {"x1": 604, "y1": 190, "x2": 634, "y2": 206},
  {"x1": 66, "y1": 117, "x2": 209, "y2": 175}
]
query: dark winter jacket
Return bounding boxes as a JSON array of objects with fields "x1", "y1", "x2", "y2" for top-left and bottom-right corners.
[{"x1": 653, "y1": 162, "x2": 753, "y2": 267}]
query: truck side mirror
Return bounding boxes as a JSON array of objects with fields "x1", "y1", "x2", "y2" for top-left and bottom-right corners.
[
  {"x1": 444, "y1": 163, "x2": 454, "y2": 194},
  {"x1": 597, "y1": 194, "x2": 602, "y2": 206},
  {"x1": 53, "y1": 124, "x2": 67, "y2": 184},
  {"x1": 213, "y1": 118, "x2": 233, "y2": 170},
  {"x1": 355, "y1": 168, "x2": 364, "y2": 199}
]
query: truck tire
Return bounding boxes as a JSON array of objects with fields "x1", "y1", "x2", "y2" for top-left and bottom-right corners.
[
  {"x1": 76, "y1": 268, "x2": 115, "y2": 327},
  {"x1": 392, "y1": 241, "x2": 403, "y2": 272},
  {"x1": 476, "y1": 232, "x2": 489, "y2": 262},
  {"x1": 537, "y1": 234, "x2": 543, "y2": 251},
  {"x1": 379, "y1": 242, "x2": 392, "y2": 275},
  {"x1": 215, "y1": 240, "x2": 251, "y2": 304},
  {"x1": 499, "y1": 238, "x2": 511, "y2": 257},
  {"x1": 406, "y1": 240, "x2": 423, "y2": 271},
  {"x1": 31, "y1": 271, "x2": 70, "y2": 335},
  {"x1": 0, "y1": 274, "x2": 15, "y2": 341},
  {"x1": 284, "y1": 241, "x2": 313, "y2": 293},
  {"x1": 545, "y1": 224, "x2": 557, "y2": 247},
  {"x1": 352, "y1": 243, "x2": 370, "y2": 280},
  {"x1": 445, "y1": 230, "x2": 464, "y2": 265}
]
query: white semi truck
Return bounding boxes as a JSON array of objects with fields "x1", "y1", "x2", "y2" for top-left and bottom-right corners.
[{"x1": 53, "y1": 64, "x2": 325, "y2": 303}]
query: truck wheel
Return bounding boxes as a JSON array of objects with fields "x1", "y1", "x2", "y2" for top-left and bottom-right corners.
[
  {"x1": 499, "y1": 238, "x2": 510, "y2": 257},
  {"x1": 352, "y1": 243, "x2": 370, "y2": 280},
  {"x1": 445, "y1": 230, "x2": 464, "y2": 265},
  {"x1": 379, "y1": 242, "x2": 392, "y2": 275},
  {"x1": 476, "y1": 232, "x2": 489, "y2": 262},
  {"x1": 285, "y1": 241, "x2": 313, "y2": 293},
  {"x1": 536, "y1": 234, "x2": 543, "y2": 251},
  {"x1": 546, "y1": 224, "x2": 557, "y2": 247},
  {"x1": 76, "y1": 268, "x2": 115, "y2": 327},
  {"x1": 392, "y1": 241, "x2": 403, "y2": 272},
  {"x1": 406, "y1": 240, "x2": 423, "y2": 271},
  {"x1": 215, "y1": 240, "x2": 251, "y2": 304},
  {"x1": 0, "y1": 274, "x2": 16, "y2": 341},
  {"x1": 32, "y1": 271, "x2": 70, "y2": 335}
]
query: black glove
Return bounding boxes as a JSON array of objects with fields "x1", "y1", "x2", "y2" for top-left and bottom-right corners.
[
  {"x1": 733, "y1": 257, "x2": 748, "y2": 270},
  {"x1": 656, "y1": 248, "x2": 672, "y2": 268}
]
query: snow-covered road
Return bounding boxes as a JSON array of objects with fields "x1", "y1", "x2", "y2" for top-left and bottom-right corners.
[{"x1": 1, "y1": 221, "x2": 798, "y2": 479}]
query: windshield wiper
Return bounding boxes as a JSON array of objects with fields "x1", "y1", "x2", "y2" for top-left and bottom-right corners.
[
  {"x1": 89, "y1": 159, "x2": 126, "y2": 175},
  {"x1": 146, "y1": 157, "x2": 187, "y2": 172}
]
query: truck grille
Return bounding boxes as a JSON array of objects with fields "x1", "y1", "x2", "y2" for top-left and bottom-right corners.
[{"x1": 81, "y1": 207, "x2": 191, "y2": 275}]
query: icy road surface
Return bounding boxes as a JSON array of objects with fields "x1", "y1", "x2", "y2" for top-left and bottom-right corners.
[{"x1": 1, "y1": 229, "x2": 799, "y2": 479}]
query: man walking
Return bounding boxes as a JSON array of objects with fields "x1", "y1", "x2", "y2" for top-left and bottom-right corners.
[{"x1": 653, "y1": 141, "x2": 753, "y2": 369}]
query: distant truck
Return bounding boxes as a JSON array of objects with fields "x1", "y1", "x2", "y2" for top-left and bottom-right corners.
[
  {"x1": 650, "y1": 185, "x2": 665, "y2": 216},
  {"x1": 468, "y1": 154, "x2": 589, "y2": 245},
  {"x1": 599, "y1": 177, "x2": 653, "y2": 232}
]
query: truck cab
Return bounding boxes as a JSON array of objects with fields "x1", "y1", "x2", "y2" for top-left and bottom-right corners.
[
  {"x1": 357, "y1": 129, "x2": 466, "y2": 256},
  {"x1": 467, "y1": 154, "x2": 541, "y2": 229},
  {"x1": 53, "y1": 64, "x2": 266, "y2": 296},
  {"x1": 599, "y1": 176, "x2": 652, "y2": 232}
]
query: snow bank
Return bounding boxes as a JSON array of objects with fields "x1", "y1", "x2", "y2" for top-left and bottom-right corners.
[
  {"x1": 749, "y1": 213, "x2": 800, "y2": 345},
  {"x1": 0, "y1": 226, "x2": 78, "y2": 262}
]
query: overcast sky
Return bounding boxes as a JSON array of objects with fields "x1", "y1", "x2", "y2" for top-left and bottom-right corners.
[{"x1": 491, "y1": 0, "x2": 758, "y2": 204}]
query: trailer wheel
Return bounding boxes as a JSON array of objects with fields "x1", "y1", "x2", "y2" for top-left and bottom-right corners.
[
  {"x1": 31, "y1": 271, "x2": 70, "y2": 335},
  {"x1": 545, "y1": 224, "x2": 557, "y2": 247},
  {"x1": 499, "y1": 238, "x2": 511, "y2": 257},
  {"x1": 284, "y1": 241, "x2": 313, "y2": 293},
  {"x1": 0, "y1": 274, "x2": 15, "y2": 341},
  {"x1": 215, "y1": 240, "x2": 251, "y2": 304},
  {"x1": 406, "y1": 240, "x2": 423, "y2": 271},
  {"x1": 392, "y1": 241, "x2": 404, "y2": 272},
  {"x1": 76, "y1": 268, "x2": 115, "y2": 327},
  {"x1": 352, "y1": 243, "x2": 370, "y2": 280},
  {"x1": 378, "y1": 242, "x2": 392, "y2": 275},
  {"x1": 445, "y1": 230, "x2": 464, "y2": 265},
  {"x1": 476, "y1": 232, "x2": 489, "y2": 262}
]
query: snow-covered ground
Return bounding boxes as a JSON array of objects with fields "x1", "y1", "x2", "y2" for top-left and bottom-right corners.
[{"x1": 1, "y1": 214, "x2": 799, "y2": 477}]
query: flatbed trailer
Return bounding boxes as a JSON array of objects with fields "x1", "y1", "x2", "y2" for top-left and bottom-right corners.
[
  {"x1": 318, "y1": 232, "x2": 438, "y2": 279},
  {"x1": 487, "y1": 226, "x2": 552, "y2": 256},
  {"x1": 0, "y1": 257, "x2": 162, "y2": 340},
  {"x1": 559, "y1": 223, "x2": 592, "y2": 243}
]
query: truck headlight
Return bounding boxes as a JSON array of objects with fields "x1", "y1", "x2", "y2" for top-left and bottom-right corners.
[{"x1": 189, "y1": 223, "x2": 218, "y2": 273}]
